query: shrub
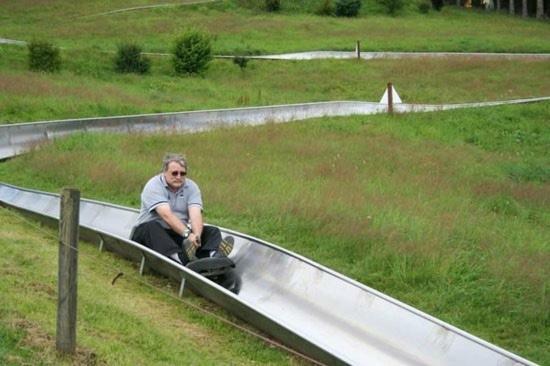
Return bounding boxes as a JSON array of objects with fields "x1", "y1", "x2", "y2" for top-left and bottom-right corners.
[
  {"x1": 431, "y1": 0, "x2": 444, "y2": 11},
  {"x1": 316, "y1": 0, "x2": 335, "y2": 15},
  {"x1": 418, "y1": 2, "x2": 430, "y2": 13},
  {"x1": 114, "y1": 43, "x2": 150, "y2": 74},
  {"x1": 335, "y1": 0, "x2": 362, "y2": 17},
  {"x1": 172, "y1": 30, "x2": 213, "y2": 75},
  {"x1": 28, "y1": 41, "x2": 61, "y2": 72},
  {"x1": 233, "y1": 56, "x2": 249, "y2": 71},
  {"x1": 378, "y1": 0, "x2": 404, "y2": 15},
  {"x1": 265, "y1": 0, "x2": 280, "y2": 11}
]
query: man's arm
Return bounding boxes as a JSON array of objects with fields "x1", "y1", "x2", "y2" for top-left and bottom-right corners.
[
  {"x1": 155, "y1": 203, "x2": 203, "y2": 248},
  {"x1": 188, "y1": 205, "x2": 203, "y2": 246},
  {"x1": 155, "y1": 203, "x2": 187, "y2": 236}
]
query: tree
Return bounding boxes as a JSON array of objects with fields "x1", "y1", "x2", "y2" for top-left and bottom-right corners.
[
  {"x1": 265, "y1": 0, "x2": 280, "y2": 12},
  {"x1": 536, "y1": 0, "x2": 544, "y2": 18},
  {"x1": 522, "y1": 0, "x2": 527, "y2": 16},
  {"x1": 172, "y1": 30, "x2": 213, "y2": 75},
  {"x1": 335, "y1": 0, "x2": 362, "y2": 17},
  {"x1": 509, "y1": 0, "x2": 515, "y2": 14},
  {"x1": 432, "y1": 0, "x2": 444, "y2": 11}
]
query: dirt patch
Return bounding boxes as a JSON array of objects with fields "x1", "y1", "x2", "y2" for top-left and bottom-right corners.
[
  {"x1": 488, "y1": 250, "x2": 550, "y2": 290},
  {"x1": 27, "y1": 281, "x2": 56, "y2": 299},
  {"x1": 0, "y1": 74, "x2": 147, "y2": 106},
  {"x1": 473, "y1": 180, "x2": 550, "y2": 208},
  {"x1": 10, "y1": 318, "x2": 105, "y2": 366},
  {"x1": 0, "y1": 267, "x2": 21, "y2": 276}
]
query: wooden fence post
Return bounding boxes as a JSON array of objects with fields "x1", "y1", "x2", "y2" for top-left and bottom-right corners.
[
  {"x1": 356, "y1": 40, "x2": 361, "y2": 59},
  {"x1": 387, "y1": 82, "x2": 393, "y2": 114},
  {"x1": 56, "y1": 188, "x2": 80, "y2": 354}
]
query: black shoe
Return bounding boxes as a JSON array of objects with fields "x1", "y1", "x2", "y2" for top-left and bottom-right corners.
[
  {"x1": 214, "y1": 236, "x2": 234, "y2": 258},
  {"x1": 177, "y1": 251, "x2": 190, "y2": 265},
  {"x1": 182, "y1": 238, "x2": 198, "y2": 261}
]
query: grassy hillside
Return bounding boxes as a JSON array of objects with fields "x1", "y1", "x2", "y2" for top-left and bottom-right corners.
[
  {"x1": 1, "y1": 0, "x2": 549, "y2": 53},
  {"x1": 0, "y1": 103, "x2": 548, "y2": 364},
  {"x1": 1, "y1": 0, "x2": 549, "y2": 124},
  {"x1": 1, "y1": 1, "x2": 549, "y2": 364},
  {"x1": 0, "y1": 207, "x2": 305, "y2": 365},
  {"x1": 1, "y1": 44, "x2": 549, "y2": 123}
]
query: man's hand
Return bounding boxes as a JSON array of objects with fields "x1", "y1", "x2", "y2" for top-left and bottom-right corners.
[{"x1": 188, "y1": 232, "x2": 201, "y2": 248}]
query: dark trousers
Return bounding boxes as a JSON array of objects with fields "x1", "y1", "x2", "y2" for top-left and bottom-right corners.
[{"x1": 131, "y1": 220, "x2": 222, "y2": 264}]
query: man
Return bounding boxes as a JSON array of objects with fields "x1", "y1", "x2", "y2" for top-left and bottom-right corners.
[{"x1": 131, "y1": 153, "x2": 232, "y2": 265}]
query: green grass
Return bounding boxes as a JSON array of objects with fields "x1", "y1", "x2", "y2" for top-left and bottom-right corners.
[
  {"x1": 0, "y1": 102, "x2": 548, "y2": 364},
  {"x1": 1, "y1": 43, "x2": 549, "y2": 123},
  {"x1": 1, "y1": 0, "x2": 548, "y2": 124},
  {"x1": 1, "y1": 1, "x2": 549, "y2": 53},
  {"x1": 1, "y1": 2, "x2": 549, "y2": 364},
  {"x1": 0, "y1": 207, "x2": 306, "y2": 365}
]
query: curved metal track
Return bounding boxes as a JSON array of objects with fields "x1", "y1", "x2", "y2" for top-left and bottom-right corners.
[
  {"x1": 0, "y1": 183, "x2": 537, "y2": 365},
  {"x1": 1, "y1": 101, "x2": 544, "y2": 364},
  {"x1": 2, "y1": 38, "x2": 549, "y2": 61},
  {"x1": 220, "y1": 51, "x2": 550, "y2": 61},
  {"x1": 2, "y1": 97, "x2": 549, "y2": 160}
]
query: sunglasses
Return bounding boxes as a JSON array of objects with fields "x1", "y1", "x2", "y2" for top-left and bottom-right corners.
[{"x1": 171, "y1": 170, "x2": 187, "y2": 177}]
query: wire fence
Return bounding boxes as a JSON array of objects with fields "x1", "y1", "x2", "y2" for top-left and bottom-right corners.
[{"x1": 2, "y1": 206, "x2": 324, "y2": 366}]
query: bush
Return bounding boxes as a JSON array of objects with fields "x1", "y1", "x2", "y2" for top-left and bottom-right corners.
[
  {"x1": 316, "y1": 0, "x2": 335, "y2": 15},
  {"x1": 265, "y1": 0, "x2": 280, "y2": 11},
  {"x1": 233, "y1": 56, "x2": 250, "y2": 72},
  {"x1": 431, "y1": 0, "x2": 444, "y2": 11},
  {"x1": 418, "y1": 2, "x2": 430, "y2": 13},
  {"x1": 378, "y1": 0, "x2": 404, "y2": 15},
  {"x1": 114, "y1": 43, "x2": 150, "y2": 74},
  {"x1": 172, "y1": 30, "x2": 213, "y2": 75},
  {"x1": 28, "y1": 41, "x2": 61, "y2": 72},
  {"x1": 335, "y1": 0, "x2": 362, "y2": 17}
]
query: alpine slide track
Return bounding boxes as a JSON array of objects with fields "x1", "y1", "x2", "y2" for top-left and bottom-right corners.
[{"x1": 1, "y1": 95, "x2": 545, "y2": 365}]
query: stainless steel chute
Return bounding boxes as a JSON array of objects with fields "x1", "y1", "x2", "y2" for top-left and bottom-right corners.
[
  {"x1": 0, "y1": 182, "x2": 536, "y2": 366},
  {"x1": 1, "y1": 102, "x2": 543, "y2": 365},
  {"x1": 2, "y1": 97, "x2": 549, "y2": 161}
]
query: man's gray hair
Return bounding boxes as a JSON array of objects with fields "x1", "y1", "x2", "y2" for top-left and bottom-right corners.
[{"x1": 162, "y1": 153, "x2": 187, "y2": 172}]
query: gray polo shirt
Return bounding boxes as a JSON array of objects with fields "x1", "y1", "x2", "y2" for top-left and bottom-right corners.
[{"x1": 134, "y1": 173, "x2": 203, "y2": 230}]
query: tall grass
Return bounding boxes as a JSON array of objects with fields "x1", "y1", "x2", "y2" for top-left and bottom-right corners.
[
  {"x1": 1, "y1": 45, "x2": 549, "y2": 123},
  {"x1": 0, "y1": 103, "x2": 548, "y2": 363},
  {"x1": 1, "y1": 1, "x2": 549, "y2": 363}
]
